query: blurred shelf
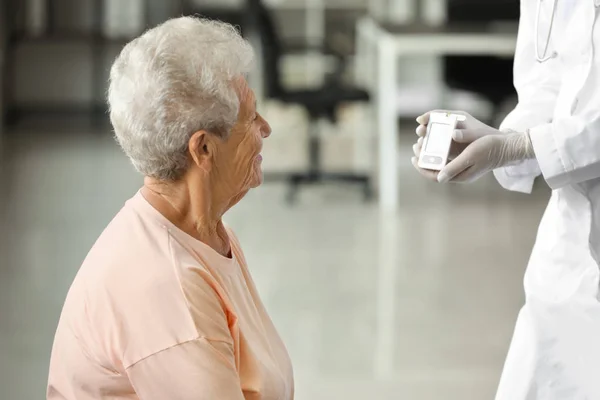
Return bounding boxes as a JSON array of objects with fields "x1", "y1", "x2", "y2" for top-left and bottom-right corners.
[
  {"x1": 2, "y1": 0, "x2": 146, "y2": 127},
  {"x1": 9, "y1": 31, "x2": 131, "y2": 45},
  {"x1": 4, "y1": 103, "x2": 111, "y2": 129},
  {"x1": 185, "y1": 0, "x2": 367, "y2": 11},
  {"x1": 265, "y1": 0, "x2": 367, "y2": 10},
  {"x1": 376, "y1": 21, "x2": 518, "y2": 35}
]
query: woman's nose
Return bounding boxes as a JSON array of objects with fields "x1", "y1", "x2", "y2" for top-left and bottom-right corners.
[{"x1": 260, "y1": 115, "x2": 272, "y2": 138}]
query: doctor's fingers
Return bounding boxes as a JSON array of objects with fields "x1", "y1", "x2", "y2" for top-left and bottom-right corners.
[
  {"x1": 416, "y1": 124, "x2": 427, "y2": 137},
  {"x1": 448, "y1": 164, "x2": 490, "y2": 183},
  {"x1": 411, "y1": 157, "x2": 439, "y2": 181},
  {"x1": 437, "y1": 151, "x2": 477, "y2": 183},
  {"x1": 412, "y1": 137, "x2": 424, "y2": 157},
  {"x1": 452, "y1": 127, "x2": 497, "y2": 143},
  {"x1": 448, "y1": 140, "x2": 469, "y2": 159},
  {"x1": 439, "y1": 139, "x2": 495, "y2": 183}
]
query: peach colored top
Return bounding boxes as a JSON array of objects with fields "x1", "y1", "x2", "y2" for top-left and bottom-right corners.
[{"x1": 47, "y1": 191, "x2": 294, "y2": 400}]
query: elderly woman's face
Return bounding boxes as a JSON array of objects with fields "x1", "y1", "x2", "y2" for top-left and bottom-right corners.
[{"x1": 212, "y1": 79, "x2": 271, "y2": 193}]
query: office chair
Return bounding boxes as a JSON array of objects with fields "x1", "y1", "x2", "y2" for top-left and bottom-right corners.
[{"x1": 245, "y1": 0, "x2": 372, "y2": 204}]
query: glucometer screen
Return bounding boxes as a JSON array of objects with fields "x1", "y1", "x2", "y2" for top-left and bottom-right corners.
[{"x1": 425, "y1": 123, "x2": 451, "y2": 154}]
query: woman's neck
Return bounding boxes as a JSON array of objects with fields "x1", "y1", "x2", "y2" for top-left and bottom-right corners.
[{"x1": 141, "y1": 177, "x2": 232, "y2": 258}]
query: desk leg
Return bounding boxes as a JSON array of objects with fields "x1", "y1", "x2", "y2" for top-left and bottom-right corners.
[{"x1": 377, "y1": 38, "x2": 399, "y2": 212}]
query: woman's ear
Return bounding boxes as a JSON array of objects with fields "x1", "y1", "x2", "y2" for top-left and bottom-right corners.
[{"x1": 188, "y1": 130, "x2": 213, "y2": 171}]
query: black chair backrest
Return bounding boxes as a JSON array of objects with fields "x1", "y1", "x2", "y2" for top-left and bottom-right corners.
[
  {"x1": 245, "y1": 0, "x2": 285, "y2": 98},
  {"x1": 444, "y1": 0, "x2": 519, "y2": 105}
]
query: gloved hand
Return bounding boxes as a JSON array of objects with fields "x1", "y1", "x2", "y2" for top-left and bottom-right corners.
[{"x1": 411, "y1": 110, "x2": 536, "y2": 183}]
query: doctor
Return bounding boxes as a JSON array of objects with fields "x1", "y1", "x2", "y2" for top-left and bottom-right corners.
[{"x1": 412, "y1": 0, "x2": 600, "y2": 398}]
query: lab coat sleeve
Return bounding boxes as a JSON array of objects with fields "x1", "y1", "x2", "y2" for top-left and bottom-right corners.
[
  {"x1": 126, "y1": 338, "x2": 246, "y2": 400},
  {"x1": 493, "y1": 0, "x2": 561, "y2": 193},
  {"x1": 528, "y1": 110, "x2": 600, "y2": 190}
]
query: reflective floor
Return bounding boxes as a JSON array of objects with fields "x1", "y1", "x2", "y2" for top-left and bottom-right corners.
[{"x1": 0, "y1": 120, "x2": 550, "y2": 399}]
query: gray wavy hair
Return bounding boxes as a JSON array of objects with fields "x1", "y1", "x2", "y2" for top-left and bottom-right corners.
[{"x1": 108, "y1": 16, "x2": 254, "y2": 180}]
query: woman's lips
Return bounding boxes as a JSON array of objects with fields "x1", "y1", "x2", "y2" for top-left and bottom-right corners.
[{"x1": 256, "y1": 154, "x2": 263, "y2": 162}]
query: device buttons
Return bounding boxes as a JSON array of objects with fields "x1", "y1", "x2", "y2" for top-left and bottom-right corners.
[{"x1": 425, "y1": 156, "x2": 443, "y2": 165}]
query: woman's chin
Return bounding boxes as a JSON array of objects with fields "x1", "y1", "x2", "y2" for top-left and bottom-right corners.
[
  {"x1": 249, "y1": 171, "x2": 264, "y2": 188},
  {"x1": 249, "y1": 156, "x2": 264, "y2": 188}
]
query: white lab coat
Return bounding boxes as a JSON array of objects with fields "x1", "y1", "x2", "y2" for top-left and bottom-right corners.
[{"x1": 493, "y1": 0, "x2": 600, "y2": 398}]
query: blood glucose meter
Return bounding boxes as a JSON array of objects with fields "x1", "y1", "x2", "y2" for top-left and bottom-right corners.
[{"x1": 418, "y1": 112, "x2": 465, "y2": 171}]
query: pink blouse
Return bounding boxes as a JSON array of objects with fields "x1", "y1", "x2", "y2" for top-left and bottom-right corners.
[{"x1": 47, "y1": 191, "x2": 294, "y2": 399}]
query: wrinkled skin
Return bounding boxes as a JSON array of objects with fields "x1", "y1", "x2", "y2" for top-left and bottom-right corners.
[
  {"x1": 211, "y1": 77, "x2": 271, "y2": 200},
  {"x1": 142, "y1": 77, "x2": 272, "y2": 257}
]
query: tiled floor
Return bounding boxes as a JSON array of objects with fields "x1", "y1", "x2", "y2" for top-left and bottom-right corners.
[{"x1": 0, "y1": 120, "x2": 550, "y2": 399}]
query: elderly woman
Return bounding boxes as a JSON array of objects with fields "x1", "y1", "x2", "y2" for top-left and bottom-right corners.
[{"x1": 47, "y1": 17, "x2": 293, "y2": 400}]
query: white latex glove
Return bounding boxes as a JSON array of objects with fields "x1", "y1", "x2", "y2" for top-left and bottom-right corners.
[{"x1": 411, "y1": 110, "x2": 535, "y2": 183}]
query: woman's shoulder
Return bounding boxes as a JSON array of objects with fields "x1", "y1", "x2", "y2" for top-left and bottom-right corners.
[
  {"x1": 83, "y1": 198, "x2": 173, "y2": 273},
  {"x1": 69, "y1": 204, "x2": 233, "y2": 368}
]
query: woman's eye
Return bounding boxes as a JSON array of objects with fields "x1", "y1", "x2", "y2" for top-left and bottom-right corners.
[{"x1": 253, "y1": 114, "x2": 259, "y2": 121}]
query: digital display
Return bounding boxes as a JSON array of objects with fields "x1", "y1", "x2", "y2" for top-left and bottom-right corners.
[{"x1": 425, "y1": 123, "x2": 451, "y2": 154}]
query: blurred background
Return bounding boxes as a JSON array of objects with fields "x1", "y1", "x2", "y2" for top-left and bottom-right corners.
[{"x1": 0, "y1": 0, "x2": 551, "y2": 399}]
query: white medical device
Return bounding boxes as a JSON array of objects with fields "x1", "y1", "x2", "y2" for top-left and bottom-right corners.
[{"x1": 418, "y1": 112, "x2": 464, "y2": 171}]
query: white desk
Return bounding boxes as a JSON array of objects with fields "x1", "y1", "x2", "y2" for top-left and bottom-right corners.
[{"x1": 355, "y1": 18, "x2": 518, "y2": 212}]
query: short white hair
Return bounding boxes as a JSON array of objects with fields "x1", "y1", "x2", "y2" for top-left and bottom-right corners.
[{"x1": 108, "y1": 16, "x2": 254, "y2": 180}]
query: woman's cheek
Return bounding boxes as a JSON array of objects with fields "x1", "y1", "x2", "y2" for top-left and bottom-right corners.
[
  {"x1": 240, "y1": 132, "x2": 261, "y2": 164},
  {"x1": 238, "y1": 147, "x2": 258, "y2": 183}
]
